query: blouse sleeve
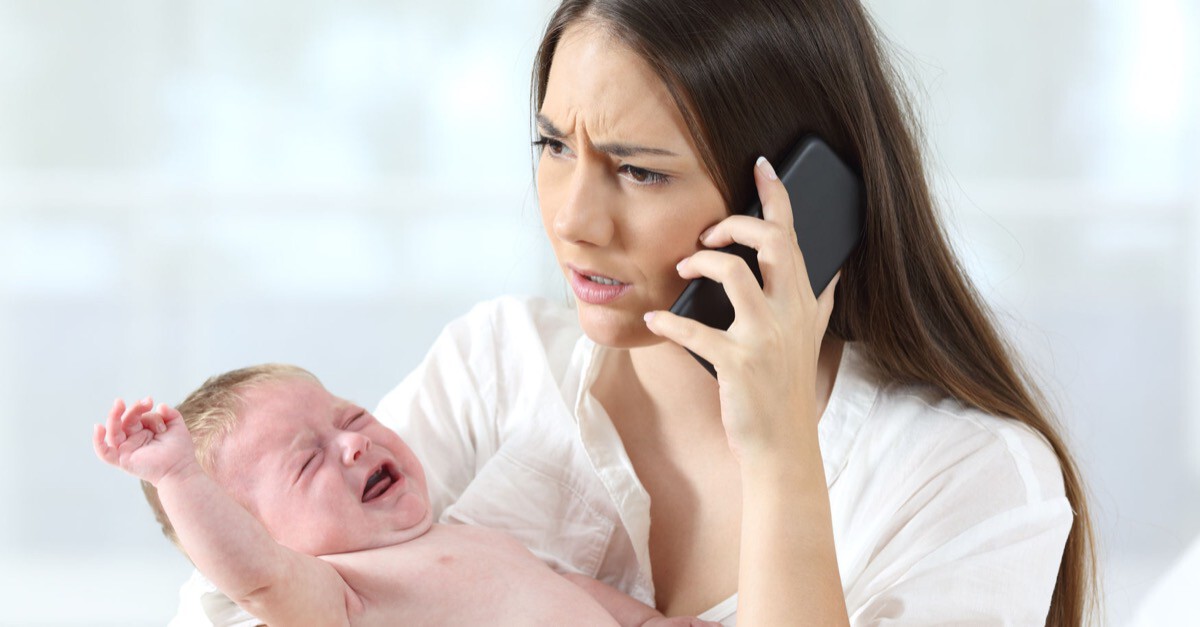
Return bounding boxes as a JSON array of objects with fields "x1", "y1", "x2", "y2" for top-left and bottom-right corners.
[
  {"x1": 373, "y1": 295, "x2": 582, "y2": 520},
  {"x1": 373, "y1": 303, "x2": 502, "y2": 520},
  {"x1": 843, "y1": 409, "x2": 1074, "y2": 626}
]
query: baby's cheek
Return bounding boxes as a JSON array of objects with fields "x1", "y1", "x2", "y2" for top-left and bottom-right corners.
[
  {"x1": 308, "y1": 511, "x2": 365, "y2": 556},
  {"x1": 254, "y1": 492, "x2": 320, "y2": 554},
  {"x1": 306, "y1": 491, "x2": 365, "y2": 555},
  {"x1": 273, "y1": 514, "x2": 333, "y2": 556}
]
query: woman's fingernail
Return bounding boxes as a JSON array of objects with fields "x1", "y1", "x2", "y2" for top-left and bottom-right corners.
[
  {"x1": 676, "y1": 258, "x2": 688, "y2": 272},
  {"x1": 756, "y1": 156, "x2": 778, "y2": 181},
  {"x1": 698, "y1": 226, "x2": 715, "y2": 242},
  {"x1": 157, "y1": 424, "x2": 167, "y2": 434},
  {"x1": 643, "y1": 311, "x2": 657, "y2": 323}
]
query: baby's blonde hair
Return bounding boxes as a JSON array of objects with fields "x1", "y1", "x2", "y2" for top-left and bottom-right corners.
[{"x1": 141, "y1": 363, "x2": 318, "y2": 555}]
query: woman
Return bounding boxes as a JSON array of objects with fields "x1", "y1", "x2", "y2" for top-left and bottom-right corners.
[
  {"x1": 526, "y1": 0, "x2": 1096, "y2": 624},
  {"x1": 171, "y1": 0, "x2": 1094, "y2": 625}
]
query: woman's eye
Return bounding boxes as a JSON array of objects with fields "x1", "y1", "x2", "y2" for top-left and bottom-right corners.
[
  {"x1": 620, "y1": 165, "x2": 669, "y2": 186},
  {"x1": 534, "y1": 137, "x2": 570, "y2": 158}
]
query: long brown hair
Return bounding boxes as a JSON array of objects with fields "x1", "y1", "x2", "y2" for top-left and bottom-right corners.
[{"x1": 532, "y1": 1, "x2": 1097, "y2": 624}]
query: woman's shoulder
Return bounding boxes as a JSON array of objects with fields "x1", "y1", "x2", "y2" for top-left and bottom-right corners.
[
  {"x1": 446, "y1": 295, "x2": 580, "y2": 345},
  {"x1": 442, "y1": 295, "x2": 582, "y2": 367},
  {"x1": 891, "y1": 383, "x2": 1060, "y2": 473},
  {"x1": 833, "y1": 366, "x2": 1075, "y2": 621},
  {"x1": 844, "y1": 367, "x2": 1067, "y2": 506},
  {"x1": 399, "y1": 295, "x2": 586, "y2": 399}
]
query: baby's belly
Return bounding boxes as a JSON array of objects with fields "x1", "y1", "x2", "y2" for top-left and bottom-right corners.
[{"x1": 324, "y1": 525, "x2": 620, "y2": 627}]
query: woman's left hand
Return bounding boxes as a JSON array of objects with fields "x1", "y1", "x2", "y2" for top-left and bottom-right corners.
[{"x1": 644, "y1": 156, "x2": 840, "y2": 464}]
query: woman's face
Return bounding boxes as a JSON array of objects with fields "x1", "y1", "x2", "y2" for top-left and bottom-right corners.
[{"x1": 536, "y1": 23, "x2": 727, "y2": 348}]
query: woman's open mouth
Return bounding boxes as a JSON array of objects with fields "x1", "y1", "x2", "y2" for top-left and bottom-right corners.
[
  {"x1": 362, "y1": 462, "x2": 401, "y2": 503},
  {"x1": 568, "y1": 266, "x2": 631, "y2": 305}
]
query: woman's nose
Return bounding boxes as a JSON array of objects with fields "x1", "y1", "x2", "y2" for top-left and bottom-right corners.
[
  {"x1": 552, "y1": 163, "x2": 615, "y2": 247},
  {"x1": 339, "y1": 432, "x2": 372, "y2": 465}
]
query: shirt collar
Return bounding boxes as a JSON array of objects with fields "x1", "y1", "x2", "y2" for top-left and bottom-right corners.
[
  {"x1": 568, "y1": 336, "x2": 879, "y2": 487},
  {"x1": 816, "y1": 342, "x2": 879, "y2": 486}
]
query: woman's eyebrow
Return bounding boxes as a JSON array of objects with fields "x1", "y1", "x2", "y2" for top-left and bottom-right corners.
[
  {"x1": 536, "y1": 113, "x2": 678, "y2": 158},
  {"x1": 536, "y1": 113, "x2": 566, "y2": 137}
]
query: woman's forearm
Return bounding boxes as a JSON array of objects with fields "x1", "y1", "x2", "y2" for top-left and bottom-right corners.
[
  {"x1": 737, "y1": 442, "x2": 849, "y2": 627},
  {"x1": 561, "y1": 572, "x2": 663, "y2": 627}
]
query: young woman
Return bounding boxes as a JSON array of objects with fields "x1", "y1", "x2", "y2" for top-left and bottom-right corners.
[
  {"x1": 524, "y1": 0, "x2": 1095, "y2": 624},
  {"x1": 170, "y1": 1, "x2": 1095, "y2": 625}
]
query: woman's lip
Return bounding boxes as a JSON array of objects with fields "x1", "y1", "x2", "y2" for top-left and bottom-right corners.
[
  {"x1": 567, "y1": 264, "x2": 624, "y2": 283},
  {"x1": 568, "y1": 268, "x2": 632, "y2": 305}
]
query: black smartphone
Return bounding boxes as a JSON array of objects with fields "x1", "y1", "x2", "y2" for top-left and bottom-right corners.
[{"x1": 667, "y1": 135, "x2": 865, "y2": 377}]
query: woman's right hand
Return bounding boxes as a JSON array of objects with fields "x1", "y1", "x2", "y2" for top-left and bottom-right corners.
[
  {"x1": 93, "y1": 397, "x2": 198, "y2": 485},
  {"x1": 644, "y1": 156, "x2": 837, "y2": 465}
]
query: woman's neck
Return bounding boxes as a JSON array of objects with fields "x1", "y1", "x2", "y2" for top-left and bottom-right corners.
[
  {"x1": 627, "y1": 341, "x2": 721, "y2": 412},
  {"x1": 596, "y1": 335, "x2": 846, "y2": 434}
]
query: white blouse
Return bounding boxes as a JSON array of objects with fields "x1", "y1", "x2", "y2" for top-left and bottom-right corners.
[{"x1": 170, "y1": 295, "x2": 1072, "y2": 626}]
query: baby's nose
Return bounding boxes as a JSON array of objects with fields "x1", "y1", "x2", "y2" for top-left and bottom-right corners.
[{"x1": 340, "y1": 432, "x2": 372, "y2": 465}]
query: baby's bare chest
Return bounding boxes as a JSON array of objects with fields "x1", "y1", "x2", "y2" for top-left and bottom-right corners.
[{"x1": 322, "y1": 525, "x2": 618, "y2": 627}]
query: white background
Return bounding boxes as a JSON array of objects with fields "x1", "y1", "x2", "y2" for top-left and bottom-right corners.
[{"x1": 0, "y1": 1, "x2": 1196, "y2": 625}]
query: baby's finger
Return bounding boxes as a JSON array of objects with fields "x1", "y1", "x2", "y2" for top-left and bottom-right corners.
[
  {"x1": 160, "y1": 404, "x2": 183, "y2": 424},
  {"x1": 141, "y1": 411, "x2": 167, "y2": 436},
  {"x1": 122, "y1": 396, "x2": 153, "y2": 421},
  {"x1": 121, "y1": 402, "x2": 149, "y2": 437},
  {"x1": 125, "y1": 428, "x2": 154, "y2": 450},
  {"x1": 93, "y1": 424, "x2": 118, "y2": 465},
  {"x1": 121, "y1": 396, "x2": 154, "y2": 430},
  {"x1": 106, "y1": 398, "x2": 125, "y2": 426},
  {"x1": 106, "y1": 399, "x2": 126, "y2": 447}
]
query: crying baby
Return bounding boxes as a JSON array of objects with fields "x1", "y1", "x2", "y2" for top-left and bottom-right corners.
[{"x1": 94, "y1": 364, "x2": 717, "y2": 627}]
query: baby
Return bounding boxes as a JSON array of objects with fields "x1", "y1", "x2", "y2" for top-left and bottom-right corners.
[{"x1": 94, "y1": 364, "x2": 716, "y2": 627}]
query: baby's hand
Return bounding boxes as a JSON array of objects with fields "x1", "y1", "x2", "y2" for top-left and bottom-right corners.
[{"x1": 93, "y1": 398, "x2": 197, "y2": 485}]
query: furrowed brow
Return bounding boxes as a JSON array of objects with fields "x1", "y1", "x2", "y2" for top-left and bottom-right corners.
[
  {"x1": 536, "y1": 114, "x2": 566, "y2": 137},
  {"x1": 536, "y1": 113, "x2": 678, "y2": 158},
  {"x1": 592, "y1": 142, "x2": 677, "y2": 158}
]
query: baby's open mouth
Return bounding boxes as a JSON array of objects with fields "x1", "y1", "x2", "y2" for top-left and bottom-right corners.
[{"x1": 362, "y1": 463, "x2": 398, "y2": 502}]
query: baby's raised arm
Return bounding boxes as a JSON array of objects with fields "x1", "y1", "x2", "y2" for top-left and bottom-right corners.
[{"x1": 93, "y1": 398, "x2": 356, "y2": 626}]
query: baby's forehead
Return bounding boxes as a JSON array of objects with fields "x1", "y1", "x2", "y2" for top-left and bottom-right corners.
[
  {"x1": 239, "y1": 377, "x2": 340, "y2": 418},
  {"x1": 222, "y1": 380, "x2": 353, "y2": 449},
  {"x1": 210, "y1": 414, "x2": 286, "y2": 472}
]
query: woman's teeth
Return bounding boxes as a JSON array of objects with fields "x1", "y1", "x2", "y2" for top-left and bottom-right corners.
[{"x1": 587, "y1": 275, "x2": 623, "y2": 286}]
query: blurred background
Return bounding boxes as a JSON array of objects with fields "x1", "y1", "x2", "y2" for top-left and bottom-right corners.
[{"x1": 0, "y1": 0, "x2": 1196, "y2": 625}]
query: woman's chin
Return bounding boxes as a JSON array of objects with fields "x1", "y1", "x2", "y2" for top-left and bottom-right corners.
[{"x1": 575, "y1": 302, "x2": 663, "y2": 349}]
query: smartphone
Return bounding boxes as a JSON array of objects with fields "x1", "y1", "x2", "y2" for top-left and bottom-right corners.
[{"x1": 667, "y1": 135, "x2": 865, "y2": 377}]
